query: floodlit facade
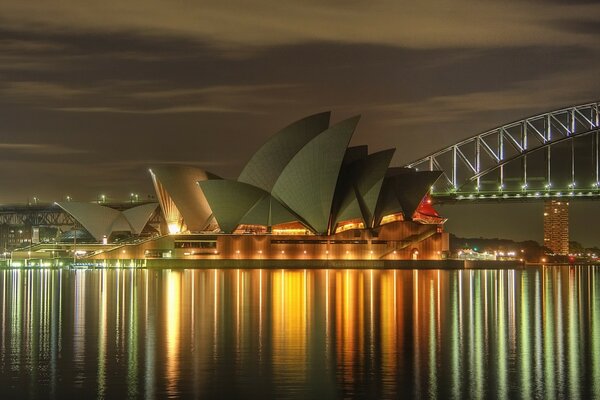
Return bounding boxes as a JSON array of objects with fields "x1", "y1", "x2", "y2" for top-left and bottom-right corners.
[
  {"x1": 543, "y1": 200, "x2": 569, "y2": 255},
  {"x1": 149, "y1": 165, "x2": 219, "y2": 233},
  {"x1": 56, "y1": 202, "x2": 160, "y2": 242},
  {"x1": 140, "y1": 112, "x2": 449, "y2": 261}
]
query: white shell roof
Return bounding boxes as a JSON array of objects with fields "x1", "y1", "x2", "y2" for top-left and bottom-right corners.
[{"x1": 57, "y1": 202, "x2": 158, "y2": 241}]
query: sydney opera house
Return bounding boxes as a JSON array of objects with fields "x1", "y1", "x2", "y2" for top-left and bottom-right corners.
[{"x1": 54, "y1": 112, "x2": 448, "y2": 263}]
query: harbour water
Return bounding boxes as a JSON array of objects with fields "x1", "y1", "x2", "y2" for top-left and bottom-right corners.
[{"x1": 0, "y1": 266, "x2": 598, "y2": 399}]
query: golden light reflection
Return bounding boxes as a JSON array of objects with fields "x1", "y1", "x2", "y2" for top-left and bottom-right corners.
[
  {"x1": 97, "y1": 270, "x2": 107, "y2": 398},
  {"x1": 336, "y1": 269, "x2": 356, "y2": 391},
  {"x1": 213, "y1": 268, "x2": 218, "y2": 363},
  {"x1": 259, "y1": 268, "x2": 263, "y2": 358},
  {"x1": 0, "y1": 267, "x2": 597, "y2": 398},
  {"x1": 165, "y1": 270, "x2": 181, "y2": 397},
  {"x1": 380, "y1": 269, "x2": 397, "y2": 397},
  {"x1": 272, "y1": 269, "x2": 308, "y2": 388}
]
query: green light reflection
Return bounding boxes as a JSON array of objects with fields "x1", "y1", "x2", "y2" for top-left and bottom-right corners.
[{"x1": 0, "y1": 266, "x2": 596, "y2": 399}]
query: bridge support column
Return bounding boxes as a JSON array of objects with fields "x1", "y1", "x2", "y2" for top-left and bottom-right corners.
[{"x1": 543, "y1": 200, "x2": 569, "y2": 255}]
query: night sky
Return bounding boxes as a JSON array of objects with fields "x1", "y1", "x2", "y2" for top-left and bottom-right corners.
[{"x1": 1, "y1": 1, "x2": 600, "y2": 245}]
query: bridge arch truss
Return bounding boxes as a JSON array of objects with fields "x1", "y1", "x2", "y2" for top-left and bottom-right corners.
[{"x1": 405, "y1": 101, "x2": 600, "y2": 201}]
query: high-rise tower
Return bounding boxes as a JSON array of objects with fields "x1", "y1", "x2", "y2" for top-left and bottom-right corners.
[{"x1": 543, "y1": 200, "x2": 569, "y2": 255}]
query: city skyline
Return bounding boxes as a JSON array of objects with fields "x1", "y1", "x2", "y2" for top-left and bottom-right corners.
[{"x1": 1, "y1": 1, "x2": 600, "y2": 244}]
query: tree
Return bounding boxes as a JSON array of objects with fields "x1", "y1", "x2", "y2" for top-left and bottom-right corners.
[{"x1": 569, "y1": 241, "x2": 584, "y2": 255}]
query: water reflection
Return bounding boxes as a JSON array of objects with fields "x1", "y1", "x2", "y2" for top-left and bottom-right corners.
[{"x1": 0, "y1": 266, "x2": 598, "y2": 399}]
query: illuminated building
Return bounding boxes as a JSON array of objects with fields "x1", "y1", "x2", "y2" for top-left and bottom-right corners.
[
  {"x1": 55, "y1": 202, "x2": 160, "y2": 242},
  {"x1": 543, "y1": 200, "x2": 569, "y2": 255},
  {"x1": 27, "y1": 112, "x2": 448, "y2": 262},
  {"x1": 136, "y1": 112, "x2": 448, "y2": 261},
  {"x1": 149, "y1": 165, "x2": 219, "y2": 234}
]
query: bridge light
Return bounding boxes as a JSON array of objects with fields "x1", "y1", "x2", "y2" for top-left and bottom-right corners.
[
  {"x1": 521, "y1": 183, "x2": 528, "y2": 190},
  {"x1": 535, "y1": 192, "x2": 540, "y2": 197},
  {"x1": 545, "y1": 183, "x2": 552, "y2": 189},
  {"x1": 498, "y1": 184, "x2": 504, "y2": 191},
  {"x1": 556, "y1": 192, "x2": 562, "y2": 197}
]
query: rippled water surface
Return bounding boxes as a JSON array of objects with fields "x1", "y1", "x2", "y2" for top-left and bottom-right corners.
[{"x1": 0, "y1": 266, "x2": 599, "y2": 399}]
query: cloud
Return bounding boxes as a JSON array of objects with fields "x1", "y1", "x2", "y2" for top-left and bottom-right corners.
[
  {"x1": 375, "y1": 67, "x2": 600, "y2": 128},
  {"x1": 0, "y1": 1, "x2": 599, "y2": 51},
  {"x1": 46, "y1": 83, "x2": 298, "y2": 114},
  {"x1": 130, "y1": 84, "x2": 297, "y2": 99},
  {"x1": 0, "y1": 143, "x2": 87, "y2": 155},
  {"x1": 0, "y1": 38, "x2": 65, "y2": 52},
  {"x1": 2, "y1": 81, "x2": 88, "y2": 99},
  {"x1": 51, "y1": 104, "x2": 244, "y2": 114},
  {"x1": 99, "y1": 159, "x2": 232, "y2": 171}
]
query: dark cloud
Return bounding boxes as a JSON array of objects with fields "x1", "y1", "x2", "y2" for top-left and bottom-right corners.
[
  {"x1": 2, "y1": 1, "x2": 599, "y2": 49},
  {"x1": 557, "y1": 19, "x2": 600, "y2": 35}
]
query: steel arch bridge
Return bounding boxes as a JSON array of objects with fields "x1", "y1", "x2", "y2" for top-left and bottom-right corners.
[{"x1": 405, "y1": 101, "x2": 600, "y2": 202}]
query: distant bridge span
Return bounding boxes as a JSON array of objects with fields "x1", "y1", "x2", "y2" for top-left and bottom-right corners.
[{"x1": 405, "y1": 101, "x2": 600, "y2": 203}]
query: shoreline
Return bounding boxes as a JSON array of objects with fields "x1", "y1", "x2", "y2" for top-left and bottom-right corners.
[{"x1": 1, "y1": 258, "x2": 525, "y2": 270}]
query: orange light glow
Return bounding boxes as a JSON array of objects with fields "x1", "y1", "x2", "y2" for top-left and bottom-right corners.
[
  {"x1": 272, "y1": 221, "x2": 311, "y2": 235},
  {"x1": 334, "y1": 219, "x2": 365, "y2": 233},
  {"x1": 380, "y1": 213, "x2": 404, "y2": 225},
  {"x1": 272, "y1": 228, "x2": 310, "y2": 235}
]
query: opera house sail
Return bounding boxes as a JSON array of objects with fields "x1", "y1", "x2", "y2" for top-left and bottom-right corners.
[{"x1": 51, "y1": 112, "x2": 449, "y2": 263}]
